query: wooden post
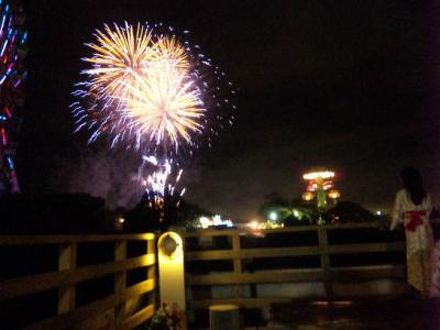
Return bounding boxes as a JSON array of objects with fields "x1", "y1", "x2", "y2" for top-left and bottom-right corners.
[
  {"x1": 231, "y1": 233, "x2": 242, "y2": 298},
  {"x1": 114, "y1": 239, "x2": 127, "y2": 324},
  {"x1": 58, "y1": 243, "x2": 76, "y2": 315},
  {"x1": 157, "y1": 232, "x2": 187, "y2": 330},
  {"x1": 147, "y1": 238, "x2": 157, "y2": 307},
  {"x1": 318, "y1": 227, "x2": 333, "y2": 298}
]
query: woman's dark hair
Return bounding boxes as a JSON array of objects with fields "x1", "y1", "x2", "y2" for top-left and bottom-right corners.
[{"x1": 400, "y1": 167, "x2": 426, "y2": 205}]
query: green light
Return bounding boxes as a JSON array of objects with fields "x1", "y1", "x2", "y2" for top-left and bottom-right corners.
[{"x1": 269, "y1": 211, "x2": 278, "y2": 221}]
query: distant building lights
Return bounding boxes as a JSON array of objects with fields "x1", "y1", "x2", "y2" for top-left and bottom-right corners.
[
  {"x1": 199, "y1": 216, "x2": 210, "y2": 229},
  {"x1": 269, "y1": 211, "x2": 278, "y2": 221},
  {"x1": 212, "y1": 214, "x2": 222, "y2": 226},
  {"x1": 248, "y1": 220, "x2": 259, "y2": 230},
  {"x1": 198, "y1": 215, "x2": 234, "y2": 229},
  {"x1": 224, "y1": 220, "x2": 233, "y2": 227}
]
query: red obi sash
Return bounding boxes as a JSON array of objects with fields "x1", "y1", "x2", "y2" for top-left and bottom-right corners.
[{"x1": 404, "y1": 210, "x2": 426, "y2": 232}]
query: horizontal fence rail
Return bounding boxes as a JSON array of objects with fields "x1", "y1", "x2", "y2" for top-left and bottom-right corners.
[
  {"x1": 0, "y1": 233, "x2": 157, "y2": 329},
  {"x1": 182, "y1": 223, "x2": 407, "y2": 310}
]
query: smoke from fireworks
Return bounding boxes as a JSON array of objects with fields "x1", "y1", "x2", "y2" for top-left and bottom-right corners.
[{"x1": 72, "y1": 22, "x2": 235, "y2": 209}]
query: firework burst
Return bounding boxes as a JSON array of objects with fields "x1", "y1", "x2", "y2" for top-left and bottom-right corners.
[
  {"x1": 73, "y1": 22, "x2": 235, "y2": 154},
  {"x1": 72, "y1": 21, "x2": 236, "y2": 211},
  {"x1": 123, "y1": 62, "x2": 205, "y2": 149}
]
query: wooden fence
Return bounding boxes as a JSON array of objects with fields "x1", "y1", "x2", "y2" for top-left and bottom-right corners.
[
  {"x1": 183, "y1": 223, "x2": 407, "y2": 310},
  {"x1": 0, "y1": 233, "x2": 157, "y2": 329}
]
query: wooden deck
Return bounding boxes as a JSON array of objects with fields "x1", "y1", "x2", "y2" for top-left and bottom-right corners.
[{"x1": 183, "y1": 223, "x2": 407, "y2": 314}]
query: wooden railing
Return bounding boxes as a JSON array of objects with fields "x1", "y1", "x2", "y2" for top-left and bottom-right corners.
[
  {"x1": 182, "y1": 223, "x2": 406, "y2": 310},
  {"x1": 0, "y1": 233, "x2": 157, "y2": 329}
]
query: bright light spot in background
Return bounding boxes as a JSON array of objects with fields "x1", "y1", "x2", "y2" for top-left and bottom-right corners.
[
  {"x1": 269, "y1": 211, "x2": 278, "y2": 221},
  {"x1": 302, "y1": 191, "x2": 314, "y2": 201},
  {"x1": 213, "y1": 214, "x2": 222, "y2": 226},
  {"x1": 114, "y1": 217, "x2": 125, "y2": 231},
  {"x1": 198, "y1": 215, "x2": 233, "y2": 228},
  {"x1": 328, "y1": 189, "x2": 341, "y2": 200},
  {"x1": 199, "y1": 216, "x2": 210, "y2": 229},
  {"x1": 376, "y1": 211, "x2": 383, "y2": 216},
  {"x1": 303, "y1": 171, "x2": 335, "y2": 180},
  {"x1": 247, "y1": 220, "x2": 283, "y2": 232},
  {"x1": 224, "y1": 220, "x2": 233, "y2": 227}
]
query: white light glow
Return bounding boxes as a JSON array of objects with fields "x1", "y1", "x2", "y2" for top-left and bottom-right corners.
[
  {"x1": 303, "y1": 171, "x2": 335, "y2": 180},
  {"x1": 269, "y1": 211, "x2": 278, "y2": 221}
]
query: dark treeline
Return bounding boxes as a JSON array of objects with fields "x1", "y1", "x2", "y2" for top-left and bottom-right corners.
[{"x1": 0, "y1": 193, "x2": 210, "y2": 234}]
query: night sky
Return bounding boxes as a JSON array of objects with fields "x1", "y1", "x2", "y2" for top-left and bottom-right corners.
[{"x1": 17, "y1": 0, "x2": 440, "y2": 220}]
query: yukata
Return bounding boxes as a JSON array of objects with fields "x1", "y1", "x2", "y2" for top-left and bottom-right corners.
[
  {"x1": 431, "y1": 241, "x2": 440, "y2": 296},
  {"x1": 391, "y1": 189, "x2": 434, "y2": 293}
]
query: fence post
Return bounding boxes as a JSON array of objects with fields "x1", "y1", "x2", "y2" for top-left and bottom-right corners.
[
  {"x1": 58, "y1": 243, "x2": 77, "y2": 315},
  {"x1": 318, "y1": 227, "x2": 333, "y2": 298},
  {"x1": 231, "y1": 232, "x2": 242, "y2": 298},
  {"x1": 114, "y1": 239, "x2": 127, "y2": 324},
  {"x1": 158, "y1": 232, "x2": 186, "y2": 329},
  {"x1": 147, "y1": 237, "x2": 157, "y2": 307}
]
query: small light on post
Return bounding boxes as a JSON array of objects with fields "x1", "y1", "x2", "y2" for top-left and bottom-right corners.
[
  {"x1": 158, "y1": 232, "x2": 183, "y2": 260},
  {"x1": 114, "y1": 217, "x2": 125, "y2": 231}
]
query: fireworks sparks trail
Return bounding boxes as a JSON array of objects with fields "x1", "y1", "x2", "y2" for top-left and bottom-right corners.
[
  {"x1": 141, "y1": 155, "x2": 185, "y2": 209},
  {"x1": 72, "y1": 21, "x2": 236, "y2": 212}
]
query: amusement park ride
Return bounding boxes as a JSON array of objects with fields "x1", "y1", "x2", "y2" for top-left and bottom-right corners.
[
  {"x1": 302, "y1": 170, "x2": 341, "y2": 216},
  {"x1": 0, "y1": 0, "x2": 27, "y2": 195}
]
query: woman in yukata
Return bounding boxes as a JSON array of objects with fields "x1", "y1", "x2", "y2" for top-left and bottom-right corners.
[{"x1": 390, "y1": 167, "x2": 434, "y2": 296}]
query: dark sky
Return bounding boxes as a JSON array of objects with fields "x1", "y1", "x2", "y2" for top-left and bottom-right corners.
[{"x1": 17, "y1": 0, "x2": 440, "y2": 220}]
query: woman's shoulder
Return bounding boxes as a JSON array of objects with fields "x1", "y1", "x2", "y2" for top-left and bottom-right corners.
[
  {"x1": 395, "y1": 189, "x2": 406, "y2": 199},
  {"x1": 394, "y1": 189, "x2": 412, "y2": 206}
]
